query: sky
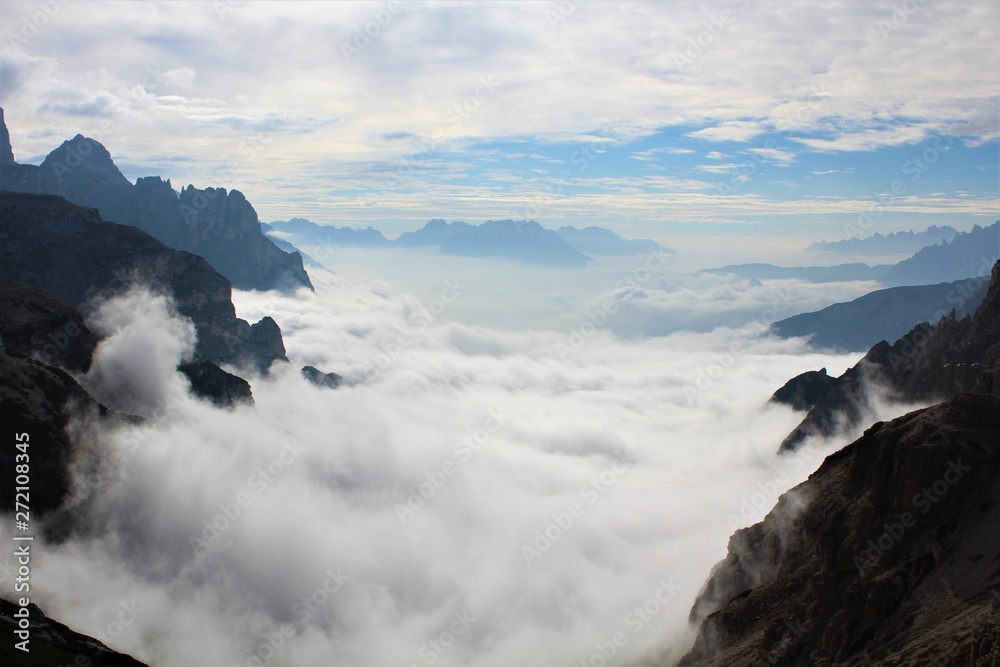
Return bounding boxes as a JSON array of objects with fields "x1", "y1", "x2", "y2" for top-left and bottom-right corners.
[{"x1": 0, "y1": 0, "x2": 997, "y2": 245}]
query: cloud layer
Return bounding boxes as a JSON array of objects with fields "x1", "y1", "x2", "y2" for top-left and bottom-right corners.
[{"x1": 0, "y1": 273, "x2": 932, "y2": 666}]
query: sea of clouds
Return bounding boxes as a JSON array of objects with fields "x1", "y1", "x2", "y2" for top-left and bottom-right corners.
[{"x1": 0, "y1": 268, "x2": 926, "y2": 666}]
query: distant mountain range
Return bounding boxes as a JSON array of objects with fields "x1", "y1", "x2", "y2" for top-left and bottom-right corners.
[
  {"x1": 806, "y1": 225, "x2": 958, "y2": 257},
  {"x1": 0, "y1": 108, "x2": 311, "y2": 292},
  {"x1": 772, "y1": 276, "x2": 989, "y2": 351},
  {"x1": 705, "y1": 221, "x2": 1000, "y2": 287},
  {"x1": 263, "y1": 217, "x2": 673, "y2": 268}
]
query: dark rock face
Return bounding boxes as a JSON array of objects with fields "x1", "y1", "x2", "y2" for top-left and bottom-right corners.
[
  {"x1": 772, "y1": 277, "x2": 989, "y2": 352},
  {"x1": 0, "y1": 108, "x2": 14, "y2": 166},
  {"x1": 0, "y1": 597, "x2": 148, "y2": 665},
  {"x1": 0, "y1": 279, "x2": 99, "y2": 372},
  {"x1": 301, "y1": 365, "x2": 342, "y2": 389},
  {"x1": 769, "y1": 368, "x2": 836, "y2": 412},
  {"x1": 681, "y1": 388, "x2": 1000, "y2": 666},
  {"x1": 179, "y1": 357, "x2": 254, "y2": 407},
  {"x1": 0, "y1": 111, "x2": 312, "y2": 292},
  {"x1": 0, "y1": 191, "x2": 287, "y2": 373},
  {"x1": 681, "y1": 261, "x2": 1000, "y2": 666},
  {"x1": 779, "y1": 261, "x2": 1000, "y2": 453},
  {"x1": 0, "y1": 348, "x2": 105, "y2": 516}
]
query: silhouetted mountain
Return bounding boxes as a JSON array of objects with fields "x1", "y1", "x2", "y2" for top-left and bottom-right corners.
[
  {"x1": 681, "y1": 263, "x2": 1000, "y2": 666},
  {"x1": 701, "y1": 262, "x2": 890, "y2": 283},
  {"x1": 0, "y1": 191, "x2": 286, "y2": 374},
  {"x1": 392, "y1": 218, "x2": 588, "y2": 266},
  {"x1": 393, "y1": 218, "x2": 474, "y2": 247},
  {"x1": 1, "y1": 598, "x2": 148, "y2": 665},
  {"x1": 806, "y1": 225, "x2": 958, "y2": 257},
  {"x1": 0, "y1": 108, "x2": 14, "y2": 166},
  {"x1": 301, "y1": 365, "x2": 342, "y2": 389},
  {"x1": 267, "y1": 217, "x2": 389, "y2": 247},
  {"x1": 883, "y1": 221, "x2": 1000, "y2": 287},
  {"x1": 0, "y1": 109, "x2": 311, "y2": 292},
  {"x1": 772, "y1": 276, "x2": 989, "y2": 351},
  {"x1": 769, "y1": 368, "x2": 837, "y2": 412},
  {"x1": 780, "y1": 261, "x2": 1000, "y2": 453},
  {"x1": 555, "y1": 225, "x2": 674, "y2": 256}
]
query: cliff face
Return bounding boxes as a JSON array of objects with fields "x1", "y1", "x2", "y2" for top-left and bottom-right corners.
[
  {"x1": 780, "y1": 262, "x2": 1000, "y2": 453},
  {"x1": 0, "y1": 113, "x2": 312, "y2": 292},
  {"x1": 681, "y1": 263, "x2": 1000, "y2": 666},
  {"x1": 0, "y1": 191, "x2": 286, "y2": 373}
]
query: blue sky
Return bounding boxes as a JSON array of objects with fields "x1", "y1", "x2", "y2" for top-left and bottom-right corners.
[{"x1": 0, "y1": 0, "x2": 997, "y2": 251}]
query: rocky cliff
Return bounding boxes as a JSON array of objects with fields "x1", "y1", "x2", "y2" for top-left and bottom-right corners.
[
  {"x1": 779, "y1": 261, "x2": 1000, "y2": 453},
  {"x1": 0, "y1": 191, "x2": 286, "y2": 373},
  {"x1": 0, "y1": 110, "x2": 312, "y2": 292},
  {"x1": 680, "y1": 263, "x2": 1000, "y2": 666}
]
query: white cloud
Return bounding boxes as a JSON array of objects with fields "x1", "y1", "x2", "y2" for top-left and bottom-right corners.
[
  {"x1": 687, "y1": 121, "x2": 765, "y2": 143},
  {"x1": 0, "y1": 273, "x2": 934, "y2": 666}
]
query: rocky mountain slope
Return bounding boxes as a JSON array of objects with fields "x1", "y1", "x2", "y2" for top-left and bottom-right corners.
[
  {"x1": 0, "y1": 108, "x2": 311, "y2": 292},
  {"x1": 0, "y1": 191, "x2": 286, "y2": 374},
  {"x1": 772, "y1": 276, "x2": 989, "y2": 352},
  {"x1": 680, "y1": 262, "x2": 1000, "y2": 666},
  {"x1": 0, "y1": 597, "x2": 147, "y2": 665},
  {"x1": 780, "y1": 261, "x2": 1000, "y2": 453}
]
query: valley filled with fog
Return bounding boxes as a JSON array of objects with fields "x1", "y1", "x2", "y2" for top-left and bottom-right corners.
[{"x1": 1, "y1": 266, "x2": 928, "y2": 666}]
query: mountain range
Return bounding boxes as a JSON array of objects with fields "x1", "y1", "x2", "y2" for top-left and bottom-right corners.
[
  {"x1": 805, "y1": 225, "x2": 958, "y2": 257},
  {"x1": 264, "y1": 216, "x2": 674, "y2": 268},
  {"x1": 0, "y1": 108, "x2": 311, "y2": 292}
]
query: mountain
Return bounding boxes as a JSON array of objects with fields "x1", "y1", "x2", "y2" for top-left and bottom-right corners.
[
  {"x1": 554, "y1": 225, "x2": 674, "y2": 256},
  {"x1": 392, "y1": 218, "x2": 589, "y2": 266},
  {"x1": 769, "y1": 368, "x2": 837, "y2": 412},
  {"x1": 393, "y1": 218, "x2": 475, "y2": 247},
  {"x1": 1, "y1": 598, "x2": 147, "y2": 665},
  {"x1": 681, "y1": 262, "x2": 1000, "y2": 666},
  {"x1": 883, "y1": 221, "x2": 1000, "y2": 287},
  {"x1": 779, "y1": 261, "x2": 1000, "y2": 454},
  {"x1": 700, "y1": 262, "x2": 891, "y2": 283},
  {"x1": 806, "y1": 225, "x2": 958, "y2": 257},
  {"x1": 0, "y1": 109, "x2": 312, "y2": 292},
  {"x1": 0, "y1": 191, "x2": 287, "y2": 374},
  {"x1": 266, "y1": 217, "x2": 390, "y2": 247},
  {"x1": 0, "y1": 108, "x2": 14, "y2": 166},
  {"x1": 772, "y1": 276, "x2": 989, "y2": 351}
]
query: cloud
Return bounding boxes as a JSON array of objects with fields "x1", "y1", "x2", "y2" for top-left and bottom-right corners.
[
  {"x1": 0, "y1": 272, "x2": 934, "y2": 666},
  {"x1": 687, "y1": 121, "x2": 765, "y2": 143}
]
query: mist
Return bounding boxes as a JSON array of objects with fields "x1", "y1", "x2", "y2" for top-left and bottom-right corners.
[{"x1": 0, "y1": 271, "x2": 929, "y2": 666}]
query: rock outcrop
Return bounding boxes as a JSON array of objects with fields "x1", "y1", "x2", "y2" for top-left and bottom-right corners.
[
  {"x1": 0, "y1": 110, "x2": 312, "y2": 292},
  {"x1": 681, "y1": 262, "x2": 1000, "y2": 666},
  {"x1": 0, "y1": 191, "x2": 287, "y2": 373},
  {"x1": 769, "y1": 368, "x2": 837, "y2": 412},
  {"x1": 779, "y1": 261, "x2": 1000, "y2": 453},
  {"x1": 301, "y1": 364, "x2": 342, "y2": 389},
  {"x1": 179, "y1": 357, "x2": 254, "y2": 407},
  {"x1": 0, "y1": 597, "x2": 147, "y2": 665}
]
